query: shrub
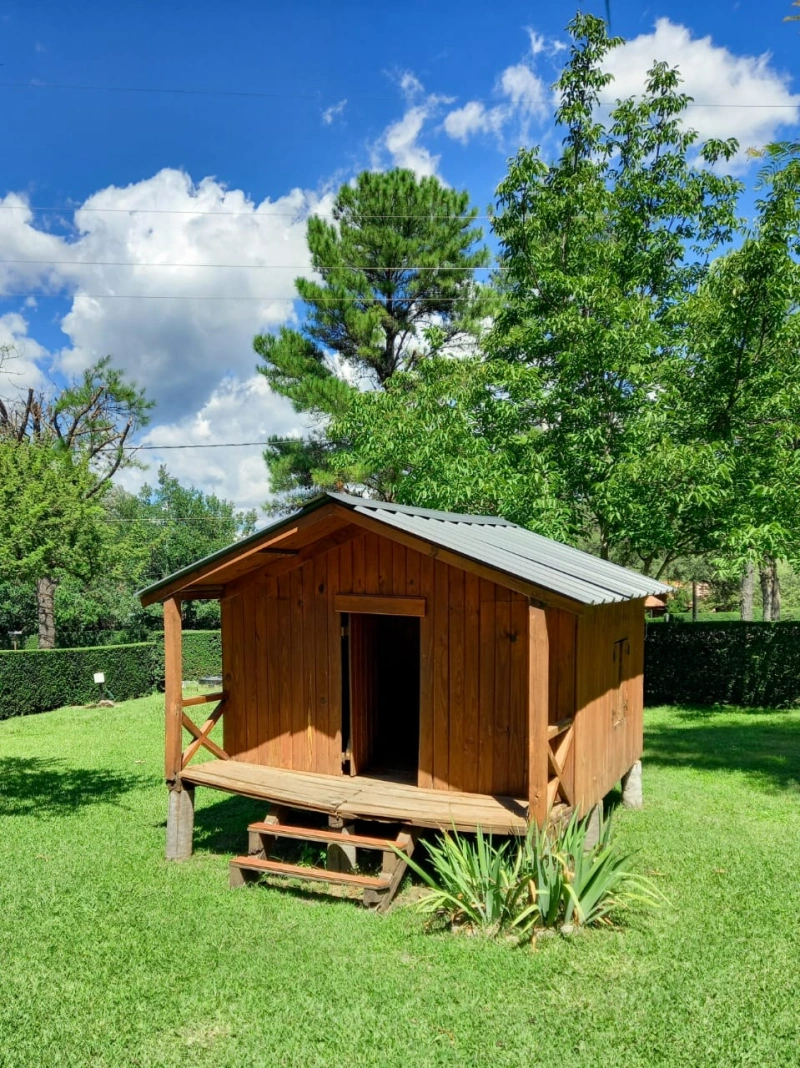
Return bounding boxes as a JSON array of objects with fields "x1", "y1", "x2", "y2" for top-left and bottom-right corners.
[
  {"x1": 0, "y1": 642, "x2": 158, "y2": 720},
  {"x1": 403, "y1": 810, "x2": 662, "y2": 940},
  {"x1": 645, "y1": 621, "x2": 800, "y2": 707},
  {"x1": 150, "y1": 630, "x2": 222, "y2": 686}
]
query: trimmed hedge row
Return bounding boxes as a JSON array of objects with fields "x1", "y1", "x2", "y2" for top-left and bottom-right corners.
[
  {"x1": 0, "y1": 642, "x2": 157, "y2": 719},
  {"x1": 645, "y1": 621, "x2": 800, "y2": 708},
  {"x1": 0, "y1": 630, "x2": 223, "y2": 720}
]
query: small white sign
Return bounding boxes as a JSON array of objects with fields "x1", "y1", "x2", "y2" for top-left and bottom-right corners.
[{"x1": 93, "y1": 672, "x2": 105, "y2": 685}]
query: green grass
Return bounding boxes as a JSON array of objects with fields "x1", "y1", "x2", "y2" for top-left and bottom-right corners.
[{"x1": 1, "y1": 698, "x2": 799, "y2": 1067}]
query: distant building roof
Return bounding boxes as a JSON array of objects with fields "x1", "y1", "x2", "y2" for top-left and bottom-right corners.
[{"x1": 139, "y1": 491, "x2": 672, "y2": 608}]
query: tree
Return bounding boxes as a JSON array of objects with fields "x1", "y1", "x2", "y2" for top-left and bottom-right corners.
[
  {"x1": 674, "y1": 152, "x2": 800, "y2": 619},
  {"x1": 254, "y1": 168, "x2": 489, "y2": 510},
  {"x1": 0, "y1": 355, "x2": 151, "y2": 646},
  {"x1": 108, "y1": 467, "x2": 257, "y2": 633},
  {"x1": 0, "y1": 444, "x2": 108, "y2": 646},
  {"x1": 328, "y1": 14, "x2": 743, "y2": 575}
]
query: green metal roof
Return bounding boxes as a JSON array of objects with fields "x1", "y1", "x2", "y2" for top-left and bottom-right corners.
[{"x1": 139, "y1": 491, "x2": 671, "y2": 607}]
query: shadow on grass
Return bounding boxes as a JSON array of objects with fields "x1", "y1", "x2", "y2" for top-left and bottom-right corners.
[
  {"x1": 0, "y1": 757, "x2": 147, "y2": 817},
  {"x1": 193, "y1": 792, "x2": 268, "y2": 855},
  {"x1": 644, "y1": 709, "x2": 800, "y2": 793}
]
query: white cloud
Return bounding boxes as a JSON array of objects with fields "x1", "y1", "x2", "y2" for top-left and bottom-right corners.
[
  {"x1": 373, "y1": 73, "x2": 451, "y2": 178},
  {"x1": 382, "y1": 105, "x2": 442, "y2": 176},
  {"x1": 0, "y1": 168, "x2": 322, "y2": 423},
  {"x1": 118, "y1": 373, "x2": 304, "y2": 514},
  {"x1": 442, "y1": 33, "x2": 552, "y2": 146},
  {"x1": 0, "y1": 312, "x2": 50, "y2": 399},
  {"x1": 443, "y1": 101, "x2": 506, "y2": 144},
  {"x1": 322, "y1": 99, "x2": 347, "y2": 125},
  {"x1": 0, "y1": 169, "x2": 340, "y2": 508},
  {"x1": 527, "y1": 30, "x2": 565, "y2": 57},
  {"x1": 606, "y1": 19, "x2": 800, "y2": 153},
  {"x1": 400, "y1": 71, "x2": 425, "y2": 99}
]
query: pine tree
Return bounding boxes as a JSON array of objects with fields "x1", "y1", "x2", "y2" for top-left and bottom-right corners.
[{"x1": 254, "y1": 168, "x2": 488, "y2": 510}]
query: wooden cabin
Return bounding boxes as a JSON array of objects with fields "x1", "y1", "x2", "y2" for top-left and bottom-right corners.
[{"x1": 140, "y1": 493, "x2": 670, "y2": 906}]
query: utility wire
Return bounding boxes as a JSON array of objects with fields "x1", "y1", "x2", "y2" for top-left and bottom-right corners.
[
  {"x1": 127, "y1": 439, "x2": 301, "y2": 450},
  {"x1": 0, "y1": 292, "x2": 481, "y2": 301},
  {"x1": 1, "y1": 80, "x2": 796, "y2": 107},
  {"x1": 0, "y1": 203, "x2": 491, "y2": 219},
  {"x1": 0, "y1": 258, "x2": 497, "y2": 269}
]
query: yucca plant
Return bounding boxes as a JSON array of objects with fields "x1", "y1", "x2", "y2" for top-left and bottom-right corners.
[
  {"x1": 553, "y1": 809, "x2": 665, "y2": 928},
  {"x1": 400, "y1": 827, "x2": 530, "y2": 934},
  {"x1": 399, "y1": 809, "x2": 664, "y2": 940}
]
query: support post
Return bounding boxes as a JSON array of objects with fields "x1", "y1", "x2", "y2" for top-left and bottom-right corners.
[
  {"x1": 528, "y1": 604, "x2": 550, "y2": 827},
  {"x1": 166, "y1": 784, "x2": 195, "y2": 860},
  {"x1": 248, "y1": 805, "x2": 289, "y2": 858},
  {"x1": 326, "y1": 814, "x2": 357, "y2": 872},
  {"x1": 583, "y1": 803, "x2": 602, "y2": 851},
  {"x1": 621, "y1": 760, "x2": 643, "y2": 809},
  {"x1": 164, "y1": 595, "x2": 183, "y2": 784}
]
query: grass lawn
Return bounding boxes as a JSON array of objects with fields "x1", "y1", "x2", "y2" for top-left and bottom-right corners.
[{"x1": 1, "y1": 697, "x2": 799, "y2": 1067}]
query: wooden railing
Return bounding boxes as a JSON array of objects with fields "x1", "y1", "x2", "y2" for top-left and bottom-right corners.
[{"x1": 180, "y1": 691, "x2": 229, "y2": 770}]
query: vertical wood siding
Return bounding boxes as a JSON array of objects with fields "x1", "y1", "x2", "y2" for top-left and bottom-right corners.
[
  {"x1": 222, "y1": 529, "x2": 529, "y2": 796},
  {"x1": 573, "y1": 599, "x2": 645, "y2": 810}
]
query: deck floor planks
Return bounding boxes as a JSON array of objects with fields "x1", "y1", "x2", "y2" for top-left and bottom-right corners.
[{"x1": 182, "y1": 759, "x2": 528, "y2": 833}]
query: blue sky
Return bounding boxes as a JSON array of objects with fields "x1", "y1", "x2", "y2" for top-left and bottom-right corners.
[{"x1": 1, "y1": 0, "x2": 799, "y2": 510}]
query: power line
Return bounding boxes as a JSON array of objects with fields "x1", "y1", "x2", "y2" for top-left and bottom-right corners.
[
  {"x1": 0, "y1": 258, "x2": 497, "y2": 269},
  {"x1": 0, "y1": 292, "x2": 479, "y2": 301},
  {"x1": 0, "y1": 203, "x2": 489, "y2": 219},
  {"x1": 1, "y1": 80, "x2": 797, "y2": 108},
  {"x1": 127, "y1": 439, "x2": 300, "y2": 450}
]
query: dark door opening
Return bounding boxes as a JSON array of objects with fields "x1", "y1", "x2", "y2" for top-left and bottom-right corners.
[{"x1": 346, "y1": 613, "x2": 420, "y2": 782}]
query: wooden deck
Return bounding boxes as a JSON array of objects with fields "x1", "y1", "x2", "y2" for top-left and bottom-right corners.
[{"x1": 181, "y1": 760, "x2": 529, "y2": 834}]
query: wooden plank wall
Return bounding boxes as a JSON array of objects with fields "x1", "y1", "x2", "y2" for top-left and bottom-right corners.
[
  {"x1": 573, "y1": 598, "x2": 645, "y2": 810},
  {"x1": 221, "y1": 529, "x2": 529, "y2": 796},
  {"x1": 545, "y1": 606, "x2": 578, "y2": 803}
]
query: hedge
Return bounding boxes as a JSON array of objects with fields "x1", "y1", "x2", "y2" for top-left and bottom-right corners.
[
  {"x1": 0, "y1": 630, "x2": 223, "y2": 720},
  {"x1": 150, "y1": 630, "x2": 222, "y2": 684},
  {"x1": 645, "y1": 621, "x2": 800, "y2": 708},
  {"x1": 0, "y1": 642, "x2": 158, "y2": 720}
]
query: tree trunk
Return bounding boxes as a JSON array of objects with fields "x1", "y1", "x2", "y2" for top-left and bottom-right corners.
[
  {"x1": 36, "y1": 575, "x2": 57, "y2": 648},
  {"x1": 771, "y1": 561, "x2": 781, "y2": 622},
  {"x1": 739, "y1": 561, "x2": 754, "y2": 621},
  {"x1": 691, "y1": 580, "x2": 698, "y2": 622},
  {"x1": 759, "y1": 558, "x2": 775, "y2": 623}
]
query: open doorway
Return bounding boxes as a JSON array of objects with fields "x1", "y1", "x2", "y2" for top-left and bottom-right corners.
[{"x1": 345, "y1": 613, "x2": 420, "y2": 782}]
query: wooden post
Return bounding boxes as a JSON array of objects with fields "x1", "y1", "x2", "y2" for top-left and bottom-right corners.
[
  {"x1": 326, "y1": 814, "x2": 357, "y2": 872},
  {"x1": 166, "y1": 784, "x2": 195, "y2": 860},
  {"x1": 164, "y1": 596, "x2": 192, "y2": 860},
  {"x1": 528, "y1": 604, "x2": 550, "y2": 827},
  {"x1": 164, "y1": 595, "x2": 183, "y2": 783}
]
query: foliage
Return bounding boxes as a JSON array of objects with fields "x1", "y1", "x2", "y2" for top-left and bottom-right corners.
[
  {"x1": 3, "y1": 468, "x2": 255, "y2": 647},
  {"x1": 254, "y1": 168, "x2": 489, "y2": 510},
  {"x1": 404, "y1": 809, "x2": 661, "y2": 939},
  {"x1": 0, "y1": 443, "x2": 109, "y2": 586},
  {"x1": 668, "y1": 155, "x2": 800, "y2": 576},
  {"x1": 330, "y1": 14, "x2": 751, "y2": 575},
  {"x1": 645, "y1": 621, "x2": 800, "y2": 707},
  {"x1": 0, "y1": 642, "x2": 157, "y2": 719},
  {"x1": 101, "y1": 467, "x2": 256, "y2": 635},
  {"x1": 0, "y1": 630, "x2": 222, "y2": 718},
  {"x1": 330, "y1": 357, "x2": 570, "y2": 535},
  {"x1": 1, "y1": 698, "x2": 799, "y2": 1065},
  {"x1": 150, "y1": 630, "x2": 222, "y2": 684},
  {"x1": 0, "y1": 355, "x2": 152, "y2": 646}
]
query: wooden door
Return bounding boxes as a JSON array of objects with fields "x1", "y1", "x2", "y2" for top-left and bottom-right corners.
[{"x1": 349, "y1": 614, "x2": 379, "y2": 775}]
